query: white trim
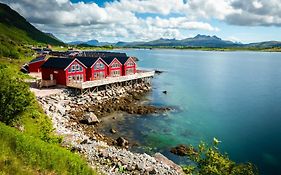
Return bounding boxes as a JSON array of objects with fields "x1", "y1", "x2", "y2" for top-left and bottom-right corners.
[
  {"x1": 124, "y1": 57, "x2": 136, "y2": 66},
  {"x1": 90, "y1": 57, "x2": 106, "y2": 69},
  {"x1": 109, "y1": 58, "x2": 122, "y2": 67},
  {"x1": 64, "y1": 58, "x2": 87, "y2": 71}
]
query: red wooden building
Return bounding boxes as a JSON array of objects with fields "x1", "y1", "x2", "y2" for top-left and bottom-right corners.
[
  {"x1": 28, "y1": 55, "x2": 46, "y2": 72},
  {"x1": 77, "y1": 57, "x2": 108, "y2": 81},
  {"x1": 41, "y1": 57, "x2": 87, "y2": 86},
  {"x1": 118, "y1": 57, "x2": 137, "y2": 76},
  {"x1": 102, "y1": 57, "x2": 123, "y2": 77},
  {"x1": 40, "y1": 53, "x2": 138, "y2": 87}
]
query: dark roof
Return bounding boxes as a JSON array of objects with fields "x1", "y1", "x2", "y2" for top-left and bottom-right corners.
[
  {"x1": 79, "y1": 51, "x2": 127, "y2": 58},
  {"x1": 76, "y1": 55, "x2": 130, "y2": 66},
  {"x1": 76, "y1": 57, "x2": 100, "y2": 67},
  {"x1": 117, "y1": 56, "x2": 130, "y2": 64},
  {"x1": 102, "y1": 56, "x2": 118, "y2": 65},
  {"x1": 29, "y1": 56, "x2": 46, "y2": 64},
  {"x1": 41, "y1": 57, "x2": 74, "y2": 69},
  {"x1": 49, "y1": 51, "x2": 67, "y2": 56}
]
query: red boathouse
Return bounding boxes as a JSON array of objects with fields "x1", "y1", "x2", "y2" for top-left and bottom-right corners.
[
  {"x1": 77, "y1": 57, "x2": 108, "y2": 81},
  {"x1": 119, "y1": 57, "x2": 137, "y2": 76},
  {"x1": 102, "y1": 57, "x2": 123, "y2": 77},
  {"x1": 28, "y1": 55, "x2": 46, "y2": 72},
  {"x1": 41, "y1": 57, "x2": 87, "y2": 86}
]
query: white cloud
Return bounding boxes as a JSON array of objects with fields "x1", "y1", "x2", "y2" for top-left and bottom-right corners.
[{"x1": 1, "y1": 0, "x2": 280, "y2": 42}]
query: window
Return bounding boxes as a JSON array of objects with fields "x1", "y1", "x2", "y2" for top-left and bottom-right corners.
[
  {"x1": 72, "y1": 65, "x2": 75, "y2": 72},
  {"x1": 100, "y1": 63, "x2": 104, "y2": 69},
  {"x1": 126, "y1": 68, "x2": 134, "y2": 75},
  {"x1": 79, "y1": 74, "x2": 83, "y2": 82},
  {"x1": 112, "y1": 62, "x2": 120, "y2": 68},
  {"x1": 68, "y1": 67, "x2": 72, "y2": 72},
  {"x1": 94, "y1": 62, "x2": 105, "y2": 70},
  {"x1": 79, "y1": 66, "x2": 82, "y2": 72},
  {"x1": 111, "y1": 70, "x2": 120, "y2": 77},
  {"x1": 76, "y1": 64, "x2": 79, "y2": 71},
  {"x1": 68, "y1": 76, "x2": 72, "y2": 82},
  {"x1": 127, "y1": 60, "x2": 134, "y2": 66}
]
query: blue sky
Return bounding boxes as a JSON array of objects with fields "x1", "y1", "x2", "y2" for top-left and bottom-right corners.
[{"x1": 2, "y1": 0, "x2": 281, "y2": 43}]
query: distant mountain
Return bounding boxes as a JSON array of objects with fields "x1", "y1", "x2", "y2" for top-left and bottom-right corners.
[
  {"x1": 117, "y1": 35, "x2": 241, "y2": 47},
  {"x1": 245, "y1": 41, "x2": 281, "y2": 48},
  {"x1": 0, "y1": 3, "x2": 63, "y2": 45},
  {"x1": 68, "y1": 39, "x2": 114, "y2": 46},
  {"x1": 68, "y1": 41, "x2": 84, "y2": 45}
]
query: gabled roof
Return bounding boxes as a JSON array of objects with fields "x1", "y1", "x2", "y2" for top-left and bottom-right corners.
[
  {"x1": 76, "y1": 57, "x2": 100, "y2": 68},
  {"x1": 29, "y1": 56, "x2": 46, "y2": 64},
  {"x1": 41, "y1": 57, "x2": 75, "y2": 69},
  {"x1": 117, "y1": 56, "x2": 130, "y2": 64}
]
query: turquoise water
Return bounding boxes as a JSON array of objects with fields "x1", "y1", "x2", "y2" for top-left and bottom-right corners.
[{"x1": 104, "y1": 49, "x2": 281, "y2": 174}]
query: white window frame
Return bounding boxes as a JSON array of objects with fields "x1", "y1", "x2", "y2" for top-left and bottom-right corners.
[{"x1": 72, "y1": 65, "x2": 75, "y2": 72}]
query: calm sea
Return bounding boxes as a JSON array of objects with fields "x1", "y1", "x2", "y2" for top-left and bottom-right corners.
[{"x1": 100, "y1": 49, "x2": 281, "y2": 175}]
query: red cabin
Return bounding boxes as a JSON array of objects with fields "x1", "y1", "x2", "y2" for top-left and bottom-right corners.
[
  {"x1": 28, "y1": 55, "x2": 46, "y2": 72},
  {"x1": 77, "y1": 57, "x2": 107, "y2": 81},
  {"x1": 103, "y1": 57, "x2": 123, "y2": 77},
  {"x1": 119, "y1": 57, "x2": 137, "y2": 76},
  {"x1": 41, "y1": 57, "x2": 87, "y2": 86}
]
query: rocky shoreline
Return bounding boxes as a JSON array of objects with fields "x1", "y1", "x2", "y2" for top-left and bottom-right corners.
[{"x1": 37, "y1": 82, "x2": 184, "y2": 175}]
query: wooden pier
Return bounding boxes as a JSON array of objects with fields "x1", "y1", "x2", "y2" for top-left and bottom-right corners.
[{"x1": 66, "y1": 70, "x2": 155, "y2": 90}]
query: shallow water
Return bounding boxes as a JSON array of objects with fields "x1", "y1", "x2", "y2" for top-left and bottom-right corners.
[{"x1": 100, "y1": 49, "x2": 281, "y2": 175}]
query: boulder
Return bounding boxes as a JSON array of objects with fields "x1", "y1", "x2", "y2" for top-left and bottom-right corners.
[
  {"x1": 110, "y1": 128, "x2": 117, "y2": 134},
  {"x1": 80, "y1": 112, "x2": 99, "y2": 125},
  {"x1": 154, "y1": 153, "x2": 185, "y2": 175},
  {"x1": 116, "y1": 137, "x2": 129, "y2": 147}
]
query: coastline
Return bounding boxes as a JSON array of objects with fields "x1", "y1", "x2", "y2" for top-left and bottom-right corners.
[{"x1": 36, "y1": 83, "x2": 184, "y2": 175}]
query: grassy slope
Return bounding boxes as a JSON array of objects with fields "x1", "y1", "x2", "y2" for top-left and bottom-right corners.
[
  {"x1": 0, "y1": 63, "x2": 97, "y2": 175},
  {"x1": 0, "y1": 3, "x2": 98, "y2": 174},
  {"x1": 0, "y1": 123, "x2": 96, "y2": 175}
]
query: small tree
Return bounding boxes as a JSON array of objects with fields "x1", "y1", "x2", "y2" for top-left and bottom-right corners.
[
  {"x1": 0, "y1": 64, "x2": 33, "y2": 124},
  {"x1": 183, "y1": 138, "x2": 258, "y2": 175}
]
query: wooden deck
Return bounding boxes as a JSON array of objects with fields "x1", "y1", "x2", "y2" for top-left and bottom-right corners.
[{"x1": 67, "y1": 70, "x2": 155, "y2": 89}]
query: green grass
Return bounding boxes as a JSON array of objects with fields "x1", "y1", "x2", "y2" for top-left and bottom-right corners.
[
  {"x1": 0, "y1": 62, "x2": 98, "y2": 174},
  {"x1": 0, "y1": 123, "x2": 97, "y2": 175}
]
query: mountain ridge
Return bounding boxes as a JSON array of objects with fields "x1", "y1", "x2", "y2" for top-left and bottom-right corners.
[
  {"x1": 0, "y1": 3, "x2": 63, "y2": 45},
  {"x1": 69, "y1": 35, "x2": 281, "y2": 48}
]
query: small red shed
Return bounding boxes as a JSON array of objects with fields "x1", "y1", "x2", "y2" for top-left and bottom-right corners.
[
  {"x1": 77, "y1": 57, "x2": 107, "y2": 81},
  {"x1": 119, "y1": 57, "x2": 137, "y2": 76},
  {"x1": 28, "y1": 55, "x2": 46, "y2": 72},
  {"x1": 41, "y1": 57, "x2": 87, "y2": 86},
  {"x1": 102, "y1": 57, "x2": 123, "y2": 77}
]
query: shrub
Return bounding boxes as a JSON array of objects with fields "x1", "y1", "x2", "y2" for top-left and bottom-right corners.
[
  {"x1": 0, "y1": 64, "x2": 33, "y2": 124},
  {"x1": 182, "y1": 139, "x2": 258, "y2": 175}
]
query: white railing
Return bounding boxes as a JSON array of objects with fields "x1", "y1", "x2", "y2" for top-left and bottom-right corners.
[{"x1": 67, "y1": 70, "x2": 155, "y2": 89}]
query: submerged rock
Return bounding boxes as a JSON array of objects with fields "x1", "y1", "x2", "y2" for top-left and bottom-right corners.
[
  {"x1": 109, "y1": 128, "x2": 117, "y2": 134},
  {"x1": 80, "y1": 112, "x2": 100, "y2": 125},
  {"x1": 116, "y1": 137, "x2": 129, "y2": 147},
  {"x1": 170, "y1": 144, "x2": 197, "y2": 156}
]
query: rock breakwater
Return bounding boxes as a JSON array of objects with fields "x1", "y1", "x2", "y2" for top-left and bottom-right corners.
[{"x1": 37, "y1": 82, "x2": 183, "y2": 175}]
